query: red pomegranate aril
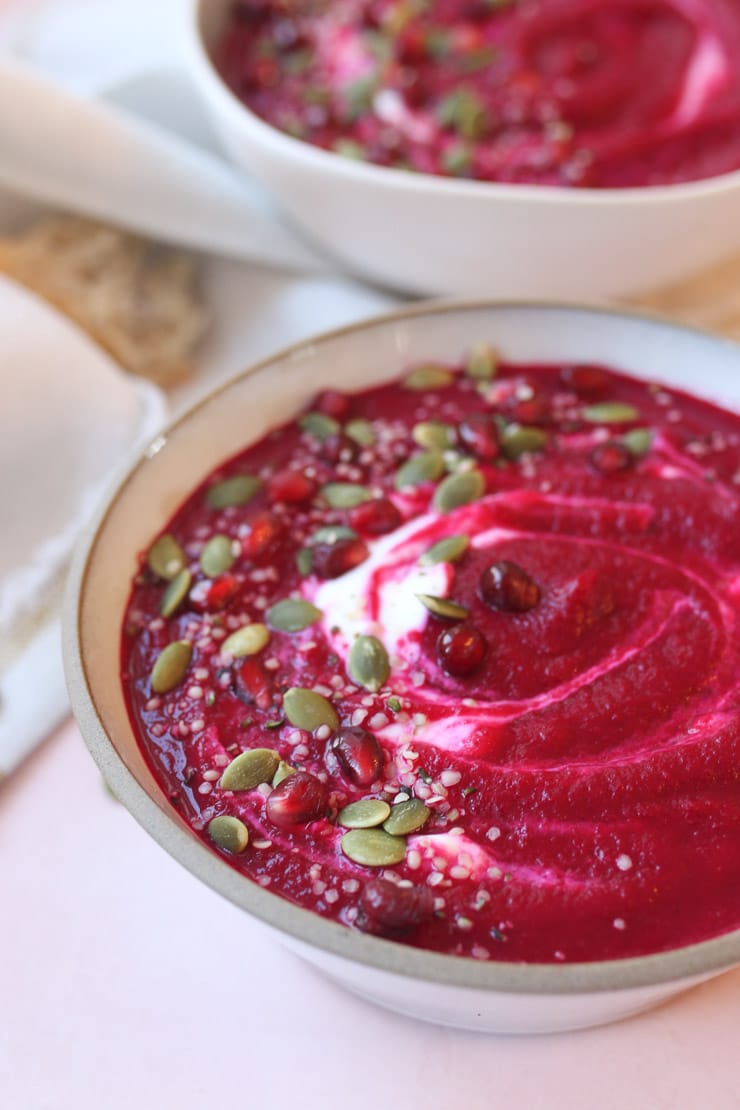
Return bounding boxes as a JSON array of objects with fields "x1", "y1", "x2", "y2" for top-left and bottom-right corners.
[
  {"x1": 479, "y1": 560, "x2": 541, "y2": 612},
  {"x1": 266, "y1": 771, "x2": 328, "y2": 827},
  {"x1": 242, "y1": 511, "x2": 283, "y2": 559},
  {"x1": 349, "y1": 497, "x2": 402, "y2": 535},
  {"x1": 359, "y1": 878, "x2": 435, "y2": 932},
  {"x1": 458, "y1": 413, "x2": 500, "y2": 461},
  {"x1": 320, "y1": 432, "x2": 359, "y2": 464},
  {"x1": 315, "y1": 389, "x2": 351, "y2": 420},
  {"x1": 268, "y1": 468, "x2": 317, "y2": 503},
  {"x1": 311, "y1": 538, "x2": 369, "y2": 579},
  {"x1": 236, "y1": 657, "x2": 273, "y2": 710},
  {"x1": 437, "y1": 623, "x2": 487, "y2": 676},
  {"x1": 501, "y1": 391, "x2": 551, "y2": 426},
  {"x1": 189, "y1": 573, "x2": 238, "y2": 613},
  {"x1": 331, "y1": 726, "x2": 384, "y2": 786},
  {"x1": 589, "y1": 440, "x2": 632, "y2": 475},
  {"x1": 562, "y1": 364, "x2": 610, "y2": 397}
]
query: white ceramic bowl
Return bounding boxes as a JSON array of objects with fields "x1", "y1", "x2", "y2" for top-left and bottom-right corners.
[
  {"x1": 185, "y1": 0, "x2": 740, "y2": 299},
  {"x1": 64, "y1": 302, "x2": 740, "y2": 1034}
]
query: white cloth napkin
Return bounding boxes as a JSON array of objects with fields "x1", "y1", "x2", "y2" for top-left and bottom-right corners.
[{"x1": 0, "y1": 273, "x2": 166, "y2": 773}]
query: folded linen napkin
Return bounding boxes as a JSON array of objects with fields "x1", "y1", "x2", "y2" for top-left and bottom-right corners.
[{"x1": 0, "y1": 275, "x2": 165, "y2": 774}]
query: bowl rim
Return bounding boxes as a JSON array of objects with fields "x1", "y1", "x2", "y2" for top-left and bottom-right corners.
[
  {"x1": 64, "y1": 297, "x2": 740, "y2": 997},
  {"x1": 187, "y1": 0, "x2": 740, "y2": 206}
]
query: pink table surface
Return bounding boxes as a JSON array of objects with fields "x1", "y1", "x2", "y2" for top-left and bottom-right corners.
[{"x1": 2, "y1": 719, "x2": 739, "y2": 1110}]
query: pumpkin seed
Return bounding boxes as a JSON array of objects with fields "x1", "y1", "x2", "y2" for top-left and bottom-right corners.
[
  {"x1": 500, "y1": 424, "x2": 547, "y2": 460},
  {"x1": 200, "y1": 534, "x2": 234, "y2": 578},
  {"x1": 583, "y1": 402, "x2": 639, "y2": 424},
  {"x1": 465, "y1": 342, "x2": 498, "y2": 381},
  {"x1": 151, "y1": 640, "x2": 192, "y2": 694},
  {"x1": 623, "y1": 427, "x2": 654, "y2": 457},
  {"x1": 340, "y1": 828, "x2": 407, "y2": 867},
  {"x1": 267, "y1": 598, "x2": 323, "y2": 632},
  {"x1": 160, "y1": 568, "x2": 191, "y2": 618},
  {"x1": 402, "y1": 364, "x2": 454, "y2": 391},
  {"x1": 321, "y1": 482, "x2": 373, "y2": 509},
  {"x1": 272, "y1": 761, "x2": 296, "y2": 787},
  {"x1": 299, "y1": 411, "x2": 340, "y2": 440},
  {"x1": 416, "y1": 594, "x2": 470, "y2": 620},
  {"x1": 348, "y1": 635, "x2": 391, "y2": 692},
  {"x1": 395, "y1": 451, "x2": 445, "y2": 490},
  {"x1": 419, "y1": 534, "x2": 469, "y2": 566},
  {"x1": 345, "y1": 418, "x2": 376, "y2": 447},
  {"x1": 220, "y1": 747, "x2": 280, "y2": 791},
  {"x1": 309, "y1": 524, "x2": 358, "y2": 545},
  {"x1": 383, "y1": 797, "x2": 430, "y2": 835},
  {"x1": 433, "y1": 468, "x2": 485, "y2": 512},
  {"x1": 221, "y1": 623, "x2": 270, "y2": 657},
  {"x1": 338, "y1": 798, "x2": 392, "y2": 829},
  {"x1": 206, "y1": 474, "x2": 261, "y2": 509},
  {"x1": 412, "y1": 421, "x2": 456, "y2": 451},
  {"x1": 147, "y1": 534, "x2": 186, "y2": 580},
  {"x1": 296, "y1": 547, "x2": 313, "y2": 576},
  {"x1": 208, "y1": 815, "x2": 249, "y2": 854},
  {"x1": 283, "y1": 687, "x2": 339, "y2": 732}
]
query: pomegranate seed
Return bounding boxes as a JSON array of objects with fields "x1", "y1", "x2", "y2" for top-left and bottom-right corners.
[
  {"x1": 236, "y1": 657, "x2": 273, "y2": 710},
  {"x1": 501, "y1": 391, "x2": 550, "y2": 426},
  {"x1": 241, "y1": 511, "x2": 283, "y2": 559},
  {"x1": 189, "y1": 573, "x2": 238, "y2": 612},
  {"x1": 315, "y1": 389, "x2": 351, "y2": 420},
  {"x1": 458, "y1": 413, "x2": 500, "y2": 461},
  {"x1": 320, "y1": 432, "x2": 359, "y2": 464},
  {"x1": 437, "y1": 624, "x2": 487, "y2": 676},
  {"x1": 349, "y1": 497, "x2": 402, "y2": 535},
  {"x1": 266, "y1": 771, "x2": 328, "y2": 827},
  {"x1": 589, "y1": 441, "x2": 632, "y2": 474},
  {"x1": 331, "y1": 726, "x2": 384, "y2": 786},
  {"x1": 268, "y1": 468, "x2": 317, "y2": 503},
  {"x1": 311, "y1": 538, "x2": 369, "y2": 579},
  {"x1": 479, "y1": 560, "x2": 541, "y2": 612},
  {"x1": 561, "y1": 364, "x2": 609, "y2": 396},
  {"x1": 359, "y1": 878, "x2": 435, "y2": 932}
]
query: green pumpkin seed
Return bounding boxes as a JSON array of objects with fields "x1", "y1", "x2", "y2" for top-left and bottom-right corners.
[
  {"x1": 338, "y1": 798, "x2": 392, "y2": 829},
  {"x1": 309, "y1": 524, "x2": 359, "y2": 545},
  {"x1": 416, "y1": 594, "x2": 470, "y2": 620},
  {"x1": 267, "y1": 598, "x2": 323, "y2": 632},
  {"x1": 341, "y1": 828, "x2": 407, "y2": 867},
  {"x1": 623, "y1": 427, "x2": 654, "y2": 457},
  {"x1": 348, "y1": 635, "x2": 391, "y2": 692},
  {"x1": 160, "y1": 567, "x2": 192, "y2": 618},
  {"x1": 299, "y1": 411, "x2": 340, "y2": 440},
  {"x1": 395, "y1": 451, "x2": 445, "y2": 490},
  {"x1": 321, "y1": 482, "x2": 373, "y2": 509},
  {"x1": 151, "y1": 640, "x2": 192, "y2": 694},
  {"x1": 147, "y1": 534, "x2": 186, "y2": 580},
  {"x1": 220, "y1": 747, "x2": 280, "y2": 791},
  {"x1": 221, "y1": 623, "x2": 270, "y2": 657},
  {"x1": 272, "y1": 761, "x2": 297, "y2": 787},
  {"x1": 419, "y1": 534, "x2": 469, "y2": 566},
  {"x1": 433, "y1": 469, "x2": 485, "y2": 512},
  {"x1": 296, "y1": 547, "x2": 313, "y2": 576},
  {"x1": 206, "y1": 474, "x2": 261, "y2": 509},
  {"x1": 208, "y1": 815, "x2": 249, "y2": 854},
  {"x1": 500, "y1": 424, "x2": 548, "y2": 460},
  {"x1": 383, "y1": 798, "x2": 430, "y2": 836},
  {"x1": 583, "y1": 402, "x2": 639, "y2": 424},
  {"x1": 200, "y1": 534, "x2": 234, "y2": 578},
  {"x1": 465, "y1": 342, "x2": 498, "y2": 381},
  {"x1": 402, "y1": 364, "x2": 454, "y2": 391},
  {"x1": 345, "y1": 418, "x2": 376, "y2": 447},
  {"x1": 283, "y1": 687, "x2": 339, "y2": 732},
  {"x1": 412, "y1": 421, "x2": 456, "y2": 451}
]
